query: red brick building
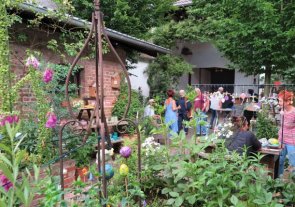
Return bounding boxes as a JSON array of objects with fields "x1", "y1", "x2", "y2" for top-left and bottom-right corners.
[{"x1": 10, "y1": 2, "x2": 170, "y2": 117}]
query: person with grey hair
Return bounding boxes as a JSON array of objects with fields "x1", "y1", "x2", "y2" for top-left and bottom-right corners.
[
  {"x1": 176, "y1": 89, "x2": 192, "y2": 134},
  {"x1": 144, "y1": 99, "x2": 156, "y2": 118}
]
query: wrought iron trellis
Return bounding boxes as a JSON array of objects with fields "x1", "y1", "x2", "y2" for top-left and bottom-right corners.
[{"x1": 58, "y1": 0, "x2": 141, "y2": 205}]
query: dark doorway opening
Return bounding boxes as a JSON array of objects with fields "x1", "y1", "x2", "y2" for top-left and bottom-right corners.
[{"x1": 210, "y1": 68, "x2": 235, "y2": 93}]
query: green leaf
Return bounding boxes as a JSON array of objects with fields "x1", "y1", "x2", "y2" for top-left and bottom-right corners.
[
  {"x1": 230, "y1": 195, "x2": 239, "y2": 205},
  {"x1": 0, "y1": 163, "x2": 13, "y2": 182},
  {"x1": 14, "y1": 134, "x2": 27, "y2": 154},
  {"x1": 174, "y1": 197, "x2": 184, "y2": 207},
  {"x1": 5, "y1": 123, "x2": 13, "y2": 140},
  {"x1": 161, "y1": 187, "x2": 170, "y2": 194},
  {"x1": 15, "y1": 150, "x2": 26, "y2": 167},
  {"x1": 0, "y1": 153, "x2": 12, "y2": 167},
  {"x1": 169, "y1": 191, "x2": 179, "y2": 197},
  {"x1": 0, "y1": 143, "x2": 11, "y2": 154},
  {"x1": 166, "y1": 198, "x2": 175, "y2": 205},
  {"x1": 186, "y1": 195, "x2": 196, "y2": 205},
  {"x1": 152, "y1": 165, "x2": 164, "y2": 170},
  {"x1": 265, "y1": 192, "x2": 273, "y2": 203}
]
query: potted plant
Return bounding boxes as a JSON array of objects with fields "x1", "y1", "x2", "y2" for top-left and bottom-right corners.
[
  {"x1": 66, "y1": 136, "x2": 94, "y2": 182},
  {"x1": 73, "y1": 145, "x2": 92, "y2": 182}
]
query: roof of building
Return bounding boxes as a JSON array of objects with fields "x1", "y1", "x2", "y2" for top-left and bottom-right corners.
[
  {"x1": 174, "y1": 0, "x2": 192, "y2": 7},
  {"x1": 18, "y1": 1, "x2": 170, "y2": 56}
]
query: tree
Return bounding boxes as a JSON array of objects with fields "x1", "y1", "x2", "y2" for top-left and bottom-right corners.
[
  {"x1": 70, "y1": 0, "x2": 175, "y2": 38},
  {"x1": 153, "y1": 0, "x2": 295, "y2": 95},
  {"x1": 145, "y1": 54, "x2": 192, "y2": 98}
]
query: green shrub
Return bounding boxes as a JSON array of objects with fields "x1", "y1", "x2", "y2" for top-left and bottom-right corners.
[
  {"x1": 112, "y1": 80, "x2": 144, "y2": 120},
  {"x1": 256, "y1": 109, "x2": 279, "y2": 139}
]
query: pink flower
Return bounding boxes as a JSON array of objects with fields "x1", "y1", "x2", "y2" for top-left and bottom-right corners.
[
  {"x1": 43, "y1": 69, "x2": 54, "y2": 83},
  {"x1": 25, "y1": 56, "x2": 40, "y2": 69},
  {"x1": 45, "y1": 112, "x2": 57, "y2": 128},
  {"x1": 0, "y1": 115, "x2": 19, "y2": 126},
  {"x1": 0, "y1": 175, "x2": 13, "y2": 192}
]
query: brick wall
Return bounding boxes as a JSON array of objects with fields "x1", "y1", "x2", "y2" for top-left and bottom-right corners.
[
  {"x1": 9, "y1": 24, "x2": 125, "y2": 118},
  {"x1": 0, "y1": 159, "x2": 76, "y2": 206}
]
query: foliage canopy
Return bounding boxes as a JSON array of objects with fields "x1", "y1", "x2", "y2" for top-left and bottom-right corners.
[
  {"x1": 152, "y1": 0, "x2": 295, "y2": 93},
  {"x1": 71, "y1": 0, "x2": 175, "y2": 38},
  {"x1": 146, "y1": 54, "x2": 192, "y2": 98}
]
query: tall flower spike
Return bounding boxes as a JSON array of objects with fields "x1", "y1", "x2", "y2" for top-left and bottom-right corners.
[
  {"x1": 43, "y1": 69, "x2": 54, "y2": 83},
  {"x1": 25, "y1": 56, "x2": 40, "y2": 69},
  {"x1": 45, "y1": 112, "x2": 57, "y2": 128}
]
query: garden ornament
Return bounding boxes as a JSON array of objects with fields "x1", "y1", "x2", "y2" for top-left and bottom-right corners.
[
  {"x1": 58, "y1": 0, "x2": 142, "y2": 205},
  {"x1": 119, "y1": 164, "x2": 129, "y2": 176},
  {"x1": 120, "y1": 146, "x2": 132, "y2": 158}
]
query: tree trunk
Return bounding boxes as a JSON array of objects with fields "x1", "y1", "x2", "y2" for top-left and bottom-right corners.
[{"x1": 264, "y1": 67, "x2": 272, "y2": 97}]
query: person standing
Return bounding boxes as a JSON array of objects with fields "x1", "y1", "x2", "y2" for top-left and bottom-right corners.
[
  {"x1": 278, "y1": 90, "x2": 295, "y2": 177},
  {"x1": 209, "y1": 92, "x2": 221, "y2": 129},
  {"x1": 144, "y1": 99, "x2": 156, "y2": 118},
  {"x1": 194, "y1": 88, "x2": 208, "y2": 135},
  {"x1": 176, "y1": 90, "x2": 192, "y2": 134},
  {"x1": 164, "y1": 89, "x2": 179, "y2": 134}
]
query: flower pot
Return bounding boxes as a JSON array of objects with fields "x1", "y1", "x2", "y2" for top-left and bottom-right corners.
[
  {"x1": 75, "y1": 166, "x2": 89, "y2": 182},
  {"x1": 61, "y1": 100, "x2": 69, "y2": 108}
]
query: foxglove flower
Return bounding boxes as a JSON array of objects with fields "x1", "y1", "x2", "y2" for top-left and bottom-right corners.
[
  {"x1": 43, "y1": 69, "x2": 54, "y2": 83},
  {"x1": 0, "y1": 175, "x2": 13, "y2": 191},
  {"x1": 45, "y1": 112, "x2": 57, "y2": 128},
  {"x1": 25, "y1": 56, "x2": 40, "y2": 69},
  {"x1": 120, "y1": 146, "x2": 132, "y2": 158},
  {"x1": 0, "y1": 115, "x2": 19, "y2": 126}
]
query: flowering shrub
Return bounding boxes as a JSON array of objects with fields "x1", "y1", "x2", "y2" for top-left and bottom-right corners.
[
  {"x1": 215, "y1": 120, "x2": 234, "y2": 139},
  {"x1": 141, "y1": 137, "x2": 161, "y2": 156}
]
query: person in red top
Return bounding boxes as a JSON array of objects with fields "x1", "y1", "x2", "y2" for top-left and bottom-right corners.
[
  {"x1": 194, "y1": 88, "x2": 209, "y2": 135},
  {"x1": 278, "y1": 90, "x2": 295, "y2": 177}
]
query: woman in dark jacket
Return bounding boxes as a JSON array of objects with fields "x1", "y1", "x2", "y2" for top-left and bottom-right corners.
[{"x1": 226, "y1": 116, "x2": 261, "y2": 156}]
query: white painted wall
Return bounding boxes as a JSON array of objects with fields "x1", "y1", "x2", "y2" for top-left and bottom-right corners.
[
  {"x1": 234, "y1": 71, "x2": 259, "y2": 94},
  {"x1": 174, "y1": 41, "x2": 230, "y2": 69},
  {"x1": 174, "y1": 41, "x2": 259, "y2": 93},
  {"x1": 129, "y1": 55, "x2": 153, "y2": 97}
]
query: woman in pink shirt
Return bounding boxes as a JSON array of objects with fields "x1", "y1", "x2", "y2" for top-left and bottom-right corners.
[
  {"x1": 194, "y1": 88, "x2": 209, "y2": 135},
  {"x1": 278, "y1": 90, "x2": 295, "y2": 176}
]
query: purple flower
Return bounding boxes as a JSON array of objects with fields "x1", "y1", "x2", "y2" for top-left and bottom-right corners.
[
  {"x1": 45, "y1": 113, "x2": 57, "y2": 128},
  {"x1": 224, "y1": 95, "x2": 229, "y2": 101},
  {"x1": 0, "y1": 175, "x2": 13, "y2": 191},
  {"x1": 43, "y1": 69, "x2": 54, "y2": 83},
  {"x1": 120, "y1": 146, "x2": 132, "y2": 158},
  {"x1": 25, "y1": 56, "x2": 40, "y2": 69}
]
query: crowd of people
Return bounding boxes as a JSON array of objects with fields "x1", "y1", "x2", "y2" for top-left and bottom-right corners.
[{"x1": 143, "y1": 88, "x2": 295, "y2": 177}]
